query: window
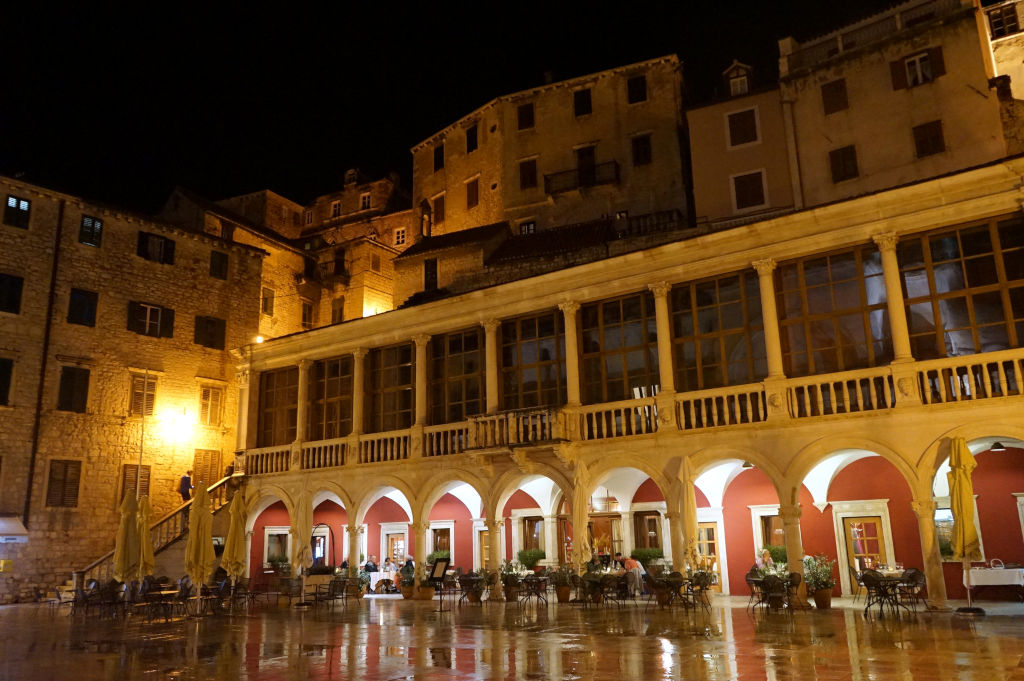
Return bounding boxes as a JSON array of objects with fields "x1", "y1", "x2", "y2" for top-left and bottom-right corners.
[
  {"x1": 367, "y1": 344, "x2": 414, "y2": 433},
  {"x1": 308, "y1": 355, "x2": 354, "y2": 439},
  {"x1": 671, "y1": 271, "x2": 767, "y2": 392},
  {"x1": 466, "y1": 178, "x2": 479, "y2": 209},
  {"x1": 432, "y1": 194, "x2": 445, "y2": 224},
  {"x1": 899, "y1": 216, "x2": 1024, "y2": 359},
  {"x1": 3, "y1": 195, "x2": 30, "y2": 229},
  {"x1": 371, "y1": 253, "x2": 382, "y2": 273},
  {"x1": 136, "y1": 232, "x2": 175, "y2": 264},
  {"x1": 829, "y1": 145, "x2": 859, "y2": 183},
  {"x1": 194, "y1": 315, "x2": 226, "y2": 350},
  {"x1": 523, "y1": 517, "x2": 544, "y2": 551},
  {"x1": 913, "y1": 120, "x2": 945, "y2": 158},
  {"x1": 304, "y1": 210, "x2": 313, "y2": 225},
  {"x1": 732, "y1": 171, "x2": 766, "y2": 211},
  {"x1": 501, "y1": 311, "x2": 567, "y2": 409},
  {"x1": 891, "y1": 48, "x2": 945, "y2": 89},
  {"x1": 129, "y1": 374, "x2": 156, "y2": 416},
  {"x1": 45, "y1": 460, "x2": 81, "y2": 507},
  {"x1": 433, "y1": 144, "x2": 444, "y2": 172},
  {"x1": 517, "y1": 102, "x2": 535, "y2": 130},
  {"x1": 519, "y1": 159, "x2": 538, "y2": 190},
  {"x1": 199, "y1": 385, "x2": 223, "y2": 426},
  {"x1": 127, "y1": 301, "x2": 174, "y2": 337},
  {"x1": 519, "y1": 221, "x2": 536, "y2": 235},
  {"x1": 424, "y1": 258, "x2": 438, "y2": 291},
  {"x1": 331, "y1": 201, "x2": 341, "y2": 218},
  {"x1": 429, "y1": 329, "x2": 484, "y2": 424},
  {"x1": 331, "y1": 297, "x2": 345, "y2": 324},
  {"x1": 729, "y1": 75, "x2": 749, "y2": 97},
  {"x1": 67, "y1": 288, "x2": 98, "y2": 326},
  {"x1": 573, "y1": 88, "x2": 592, "y2": 117},
  {"x1": 776, "y1": 244, "x2": 890, "y2": 378},
  {"x1": 257, "y1": 367, "x2": 298, "y2": 446},
  {"x1": 727, "y1": 109, "x2": 759, "y2": 147},
  {"x1": 821, "y1": 79, "x2": 848, "y2": 115},
  {"x1": 580, "y1": 292, "x2": 660, "y2": 404},
  {"x1": 209, "y1": 251, "x2": 228, "y2": 280},
  {"x1": 301, "y1": 300, "x2": 314, "y2": 330},
  {"x1": 121, "y1": 464, "x2": 151, "y2": 501},
  {"x1": 576, "y1": 145, "x2": 597, "y2": 186},
  {"x1": 0, "y1": 357, "x2": 11, "y2": 406},
  {"x1": 78, "y1": 215, "x2": 103, "y2": 246},
  {"x1": 57, "y1": 366, "x2": 89, "y2": 413},
  {"x1": 0, "y1": 273, "x2": 24, "y2": 314},
  {"x1": 360, "y1": 192, "x2": 371, "y2": 210},
  {"x1": 631, "y1": 134, "x2": 652, "y2": 166},
  {"x1": 261, "y1": 288, "x2": 275, "y2": 316},
  {"x1": 627, "y1": 75, "x2": 647, "y2": 103},
  {"x1": 988, "y1": 5, "x2": 1020, "y2": 38},
  {"x1": 394, "y1": 228, "x2": 407, "y2": 246},
  {"x1": 466, "y1": 124, "x2": 478, "y2": 153}
]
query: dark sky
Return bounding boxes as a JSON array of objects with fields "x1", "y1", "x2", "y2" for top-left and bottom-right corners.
[{"x1": 1, "y1": 3, "x2": 898, "y2": 212}]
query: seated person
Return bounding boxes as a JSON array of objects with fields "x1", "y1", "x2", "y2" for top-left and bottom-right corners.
[
  {"x1": 622, "y1": 555, "x2": 646, "y2": 595},
  {"x1": 612, "y1": 552, "x2": 627, "y2": 570},
  {"x1": 755, "y1": 549, "x2": 774, "y2": 569},
  {"x1": 585, "y1": 553, "x2": 602, "y2": 573},
  {"x1": 364, "y1": 555, "x2": 379, "y2": 573},
  {"x1": 398, "y1": 556, "x2": 415, "y2": 587},
  {"x1": 382, "y1": 558, "x2": 397, "y2": 572}
]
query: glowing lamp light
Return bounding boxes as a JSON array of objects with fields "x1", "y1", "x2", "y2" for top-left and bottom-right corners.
[
  {"x1": 159, "y1": 407, "x2": 194, "y2": 444},
  {"x1": 255, "y1": 336, "x2": 265, "y2": 344}
]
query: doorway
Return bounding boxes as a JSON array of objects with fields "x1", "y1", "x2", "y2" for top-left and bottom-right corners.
[
  {"x1": 633, "y1": 512, "x2": 661, "y2": 549},
  {"x1": 843, "y1": 516, "x2": 888, "y2": 570},
  {"x1": 386, "y1": 533, "x2": 406, "y2": 564},
  {"x1": 478, "y1": 529, "x2": 489, "y2": 569},
  {"x1": 696, "y1": 522, "x2": 723, "y2": 592}
]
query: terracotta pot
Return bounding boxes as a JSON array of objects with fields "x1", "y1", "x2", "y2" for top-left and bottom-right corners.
[
  {"x1": 556, "y1": 585, "x2": 571, "y2": 603},
  {"x1": 401, "y1": 585, "x2": 415, "y2": 599},
  {"x1": 468, "y1": 590, "x2": 482, "y2": 604},
  {"x1": 414, "y1": 586, "x2": 435, "y2": 600},
  {"x1": 504, "y1": 586, "x2": 518, "y2": 601},
  {"x1": 813, "y1": 588, "x2": 832, "y2": 609},
  {"x1": 655, "y1": 591, "x2": 671, "y2": 606}
]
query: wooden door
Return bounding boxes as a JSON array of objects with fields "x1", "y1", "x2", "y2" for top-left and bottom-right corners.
[
  {"x1": 387, "y1": 533, "x2": 405, "y2": 564},
  {"x1": 192, "y1": 449, "x2": 222, "y2": 490},
  {"x1": 843, "y1": 516, "x2": 888, "y2": 571},
  {"x1": 479, "y1": 530, "x2": 489, "y2": 569},
  {"x1": 633, "y1": 512, "x2": 661, "y2": 549},
  {"x1": 696, "y1": 522, "x2": 722, "y2": 592}
]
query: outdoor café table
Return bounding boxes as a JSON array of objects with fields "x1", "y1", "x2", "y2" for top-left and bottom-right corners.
[
  {"x1": 458, "y1": 575, "x2": 484, "y2": 606},
  {"x1": 370, "y1": 571, "x2": 396, "y2": 593},
  {"x1": 964, "y1": 568, "x2": 1024, "y2": 600},
  {"x1": 145, "y1": 589, "x2": 180, "y2": 621},
  {"x1": 861, "y1": 571, "x2": 906, "y2": 618},
  {"x1": 519, "y1": 575, "x2": 548, "y2": 606}
]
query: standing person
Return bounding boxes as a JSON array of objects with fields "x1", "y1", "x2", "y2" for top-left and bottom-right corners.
[{"x1": 178, "y1": 470, "x2": 193, "y2": 502}]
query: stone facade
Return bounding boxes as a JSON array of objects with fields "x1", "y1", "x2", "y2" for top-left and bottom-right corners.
[{"x1": 0, "y1": 177, "x2": 264, "y2": 602}]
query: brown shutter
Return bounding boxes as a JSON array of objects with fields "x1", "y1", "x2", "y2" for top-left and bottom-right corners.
[
  {"x1": 136, "y1": 232, "x2": 148, "y2": 257},
  {"x1": 63, "y1": 461, "x2": 81, "y2": 507},
  {"x1": 122, "y1": 464, "x2": 151, "y2": 500},
  {"x1": 929, "y1": 46, "x2": 945, "y2": 79},
  {"x1": 163, "y1": 238, "x2": 175, "y2": 264},
  {"x1": 127, "y1": 301, "x2": 143, "y2": 333},
  {"x1": 890, "y1": 60, "x2": 907, "y2": 90},
  {"x1": 159, "y1": 307, "x2": 175, "y2": 338},
  {"x1": 46, "y1": 461, "x2": 65, "y2": 506}
]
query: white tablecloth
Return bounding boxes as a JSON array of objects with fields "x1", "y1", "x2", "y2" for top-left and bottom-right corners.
[
  {"x1": 964, "y1": 568, "x2": 1024, "y2": 587},
  {"x1": 369, "y1": 571, "x2": 396, "y2": 590}
]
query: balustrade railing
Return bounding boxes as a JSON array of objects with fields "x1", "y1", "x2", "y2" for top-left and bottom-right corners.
[
  {"x1": 425, "y1": 423, "x2": 471, "y2": 456},
  {"x1": 788, "y1": 367, "x2": 896, "y2": 418},
  {"x1": 917, "y1": 349, "x2": 1023, "y2": 405},
  {"x1": 245, "y1": 445, "x2": 291, "y2": 475},
  {"x1": 302, "y1": 438, "x2": 347, "y2": 469},
  {"x1": 359, "y1": 431, "x2": 410, "y2": 463},
  {"x1": 675, "y1": 385, "x2": 767, "y2": 430},
  {"x1": 469, "y1": 409, "x2": 556, "y2": 448},
  {"x1": 578, "y1": 397, "x2": 657, "y2": 441}
]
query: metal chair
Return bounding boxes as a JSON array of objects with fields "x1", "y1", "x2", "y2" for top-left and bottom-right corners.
[
  {"x1": 897, "y1": 568, "x2": 927, "y2": 611},
  {"x1": 849, "y1": 565, "x2": 866, "y2": 603}
]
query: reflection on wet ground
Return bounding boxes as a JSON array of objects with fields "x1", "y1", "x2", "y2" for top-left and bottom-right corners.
[{"x1": 1, "y1": 596, "x2": 1023, "y2": 680}]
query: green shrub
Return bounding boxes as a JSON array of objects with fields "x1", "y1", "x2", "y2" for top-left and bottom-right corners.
[
  {"x1": 764, "y1": 545, "x2": 788, "y2": 564},
  {"x1": 803, "y1": 554, "x2": 836, "y2": 591},
  {"x1": 549, "y1": 563, "x2": 575, "y2": 587},
  {"x1": 307, "y1": 564, "x2": 335, "y2": 576},
  {"x1": 426, "y1": 549, "x2": 450, "y2": 565},
  {"x1": 517, "y1": 548, "x2": 546, "y2": 569},
  {"x1": 630, "y1": 547, "x2": 664, "y2": 567}
]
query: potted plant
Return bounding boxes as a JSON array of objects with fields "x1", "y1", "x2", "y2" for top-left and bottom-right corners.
[
  {"x1": 517, "y1": 548, "x2": 545, "y2": 571},
  {"x1": 630, "y1": 548, "x2": 664, "y2": 570},
  {"x1": 347, "y1": 569, "x2": 370, "y2": 598},
  {"x1": 399, "y1": 570, "x2": 416, "y2": 599},
  {"x1": 500, "y1": 559, "x2": 523, "y2": 601},
  {"x1": 415, "y1": 566, "x2": 436, "y2": 600},
  {"x1": 306, "y1": 564, "x2": 335, "y2": 590},
  {"x1": 803, "y1": 554, "x2": 837, "y2": 609},
  {"x1": 426, "y1": 549, "x2": 450, "y2": 566},
  {"x1": 550, "y1": 564, "x2": 575, "y2": 603},
  {"x1": 267, "y1": 555, "x2": 290, "y2": 577}
]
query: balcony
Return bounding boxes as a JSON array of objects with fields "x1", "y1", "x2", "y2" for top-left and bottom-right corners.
[{"x1": 544, "y1": 161, "x2": 620, "y2": 195}]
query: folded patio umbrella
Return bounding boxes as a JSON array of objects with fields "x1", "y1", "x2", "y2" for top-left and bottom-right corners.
[
  {"x1": 221, "y1": 493, "x2": 248, "y2": 580},
  {"x1": 948, "y1": 437, "x2": 982, "y2": 610},
  {"x1": 137, "y1": 495, "x2": 155, "y2": 579},
  {"x1": 184, "y1": 485, "x2": 216, "y2": 586},
  {"x1": 113, "y1": 494, "x2": 141, "y2": 583},
  {"x1": 290, "y1": 491, "x2": 314, "y2": 605}
]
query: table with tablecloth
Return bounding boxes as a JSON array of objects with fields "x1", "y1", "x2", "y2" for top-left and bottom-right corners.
[{"x1": 369, "y1": 571, "x2": 397, "y2": 592}]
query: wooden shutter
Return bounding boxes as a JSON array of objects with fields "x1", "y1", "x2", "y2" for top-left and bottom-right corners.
[
  {"x1": 46, "y1": 460, "x2": 81, "y2": 507},
  {"x1": 121, "y1": 464, "x2": 151, "y2": 500},
  {"x1": 159, "y1": 307, "x2": 175, "y2": 338},
  {"x1": 929, "y1": 46, "x2": 945, "y2": 79},
  {"x1": 131, "y1": 375, "x2": 156, "y2": 416},
  {"x1": 137, "y1": 232, "x2": 148, "y2": 257},
  {"x1": 163, "y1": 238, "x2": 175, "y2": 264},
  {"x1": 58, "y1": 367, "x2": 89, "y2": 412},
  {"x1": 890, "y1": 60, "x2": 908, "y2": 90},
  {"x1": 192, "y1": 449, "x2": 222, "y2": 488},
  {"x1": 127, "y1": 301, "x2": 143, "y2": 333},
  {"x1": 200, "y1": 386, "x2": 222, "y2": 425}
]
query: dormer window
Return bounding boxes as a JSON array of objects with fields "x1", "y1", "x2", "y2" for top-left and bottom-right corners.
[{"x1": 729, "y1": 75, "x2": 748, "y2": 97}]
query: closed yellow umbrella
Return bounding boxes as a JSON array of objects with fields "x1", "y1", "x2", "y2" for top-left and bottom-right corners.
[
  {"x1": 137, "y1": 495, "x2": 155, "y2": 579},
  {"x1": 184, "y1": 485, "x2": 216, "y2": 586},
  {"x1": 948, "y1": 437, "x2": 983, "y2": 612},
  {"x1": 221, "y1": 493, "x2": 248, "y2": 580},
  {"x1": 113, "y1": 494, "x2": 141, "y2": 583},
  {"x1": 290, "y1": 492, "x2": 314, "y2": 607}
]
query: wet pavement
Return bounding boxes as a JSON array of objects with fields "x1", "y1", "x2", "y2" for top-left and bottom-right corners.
[{"x1": 1, "y1": 596, "x2": 1023, "y2": 680}]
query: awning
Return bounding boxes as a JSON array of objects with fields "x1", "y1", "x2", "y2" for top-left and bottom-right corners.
[{"x1": 0, "y1": 516, "x2": 29, "y2": 543}]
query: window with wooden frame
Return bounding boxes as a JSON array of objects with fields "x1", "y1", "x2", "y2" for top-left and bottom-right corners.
[
  {"x1": 627, "y1": 74, "x2": 647, "y2": 104},
  {"x1": 821, "y1": 79, "x2": 849, "y2": 115},
  {"x1": 57, "y1": 366, "x2": 89, "y2": 413},
  {"x1": 331, "y1": 200, "x2": 341, "y2": 218},
  {"x1": 367, "y1": 343, "x2": 414, "y2": 433},
  {"x1": 261, "y1": 288, "x2": 275, "y2": 316},
  {"x1": 121, "y1": 464, "x2": 151, "y2": 501},
  {"x1": 394, "y1": 228, "x2": 407, "y2": 246},
  {"x1": 3, "y1": 195, "x2": 31, "y2": 229},
  {"x1": 580, "y1": 291, "x2": 660, "y2": 404},
  {"x1": 432, "y1": 194, "x2": 445, "y2": 224},
  {"x1": 198, "y1": 385, "x2": 223, "y2": 426},
  {"x1": 301, "y1": 300, "x2": 314, "y2": 330},
  {"x1": 194, "y1": 316, "x2": 226, "y2": 350},
  {"x1": 732, "y1": 171, "x2": 766, "y2": 211},
  {"x1": 519, "y1": 159, "x2": 538, "y2": 190},
  {"x1": 891, "y1": 47, "x2": 944, "y2": 89},
  {"x1": 517, "y1": 102, "x2": 535, "y2": 130},
  {"x1": 988, "y1": 4, "x2": 1021, "y2": 38},
  {"x1": 466, "y1": 178, "x2": 479, "y2": 209},
  {"x1": 671, "y1": 271, "x2": 767, "y2": 392},
  {"x1": 46, "y1": 459, "x2": 81, "y2": 507},
  {"x1": 913, "y1": 120, "x2": 945, "y2": 158},
  {"x1": 466, "y1": 123, "x2": 478, "y2": 153},
  {"x1": 0, "y1": 273, "x2": 23, "y2": 314},
  {"x1": 67, "y1": 288, "x2": 98, "y2": 327},
  {"x1": 500, "y1": 311, "x2": 566, "y2": 410},
  {"x1": 776, "y1": 244, "x2": 890, "y2": 378},
  {"x1": 79, "y1": 215, "x2": 103, "y2": 246},
  {"x1": 573, "y1": 88, "x2": 592, "y2": 117},
  {"x1": 433, "y1": 143, "x2": 444, "y2": 172},
  {"x1": 424, "y1": 258, "x2": 438, "y2": 291},
  {"x1": 129, "y1": 373, "x2": 157, "y2": 416},
  {"x1": 0, "y1": 357, "x2": 11, "y2": 406},
  {"x1": 631, "y1": 134, "x2": 652, "y2": 166},
  {"x1": 898, "y1": 216, "x2": 1024, "y2": 360},
  {"x1": 429, "y1": 328, "x2": 484, "y2": 425},
  {"x1": 522, "y1": 517, "x2": 544, "y2": 551},
  {"x1": 257, "y1": 366, "x2": 298, "y2": 446},
  {"x1": 829, "y1": 145, "x2": 859, "y2": 183},
  {"x1": 136, "y1": 231, "x2": 175, "y2": 264},
  {"x1": 726, "y1": 108, "x2": 759, "y2": 147},
  {"x1": 209, "y1": 251, "x2": 228, "y2": 280},
  {"x1": 308, "y1": 355, "x2": 354, "y2": 440},
  {"x1": 127, "y1": 301, "x2": 173, "y2": 337}
]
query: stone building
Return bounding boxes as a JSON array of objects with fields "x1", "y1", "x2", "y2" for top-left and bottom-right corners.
[{"x1": 0, "y1": 176, "x2": 265, "y2": 602}]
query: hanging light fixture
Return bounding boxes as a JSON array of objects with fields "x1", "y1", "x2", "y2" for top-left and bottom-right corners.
[
  {"x1": 990, "y1": 442, "x2": 1007, "y2": 452},
  {"x1": 741, "y1": 461, "x2": 754, "y2": 469}
]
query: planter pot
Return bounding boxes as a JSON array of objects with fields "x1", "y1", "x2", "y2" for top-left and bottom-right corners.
[
  {"x1": 347, "y1": 583, "x2": 366, "y2": 599},
  {"x1": 414, "y1": 586, "x2": 436, "y2": 600},
  {"x1": 813, "y1": 588, "x2": 833, "y2": 610},
  {"x1": 504, "y1": 586, "x2": 518, "y2": 601},
  {"x1": 655, "y1": 591, "x2": 671, "y2": 606},
  {"x1": 467, "y1": 590, "x2": 483, "y2": 604},
  {"x1": 400, "y1": 585, "x2": 415, "y2": 599},
  {"x1": 555, "y1": 585, "x2": 571, "y2": 603}
]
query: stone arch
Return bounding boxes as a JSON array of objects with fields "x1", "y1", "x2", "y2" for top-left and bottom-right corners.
[
  {"x1": 785, "y1": 435, "x2": 919, "y2": 505},
  {"x1": 243, "y1": 483, "x2": 295, "y2": 533},
  {"x1": 917, "y1": 421, "x2": 1024, "y2": 495},
  {"x1": 310, "y1": 482, "x2": 355, "y2": 514},
  {"x1": 584, "y1": 456, "x2": 674, "y2": 506},
  {"x1": 411, "y1": 468, "x2": 491, "y2": 522},
  {"x1": 350, "y1": 475, "x2": 418, "y2": 526},
  {"x1": 487, "y1": 464, "x2": 574, "y2": 521},
  {"x1": 688, "y1": 445, "x2": 788, "y2": 506}
]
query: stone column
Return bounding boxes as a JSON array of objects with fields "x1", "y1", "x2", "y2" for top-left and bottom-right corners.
[
  {"x1": 648, "y1": 282, "x2": 676, "y2": 394},
  {"x1": 483, "y1": 319, "x2": 500, "y2": 415},
  {"x1": 414, "y1": 334, "x2": 431, "y2": 426},
  {"x1": 665, "y1": 511, "x2": 685, "y2": 572},
  {"x1": 559, "y1": 301, "x2": 582, "y2": 407},
  {"x1": 412, "y1": 519, "x2": 428, "y2": 588},
  {"x1": 487, "y1": 517, "x2": 505, "y2": 601},
  {"x1": 295, "y1": 359, "x2": 311, "y2": 443},
  {"x1": 779, "y1": 503, "x2": 807, "y2": 604},
  {"x1": 911, "y1": 498, "x2": 948, "y2": 609},
  {"x1": 347, "y1": 523, "x2": 362, "y2": 577},
  {"x1": 235, "y1": 366, "x2": 250, "y2": 452},
  {"x1": 873, "y1": 233, "x2": 914, "y2": 363},
  {"x1": 543, "y1": 515, "x2": 559, "y2": 566},
  {"x1": 351, "y1": 348, "x2": 366, "y2": 436},
  {"x1": 752, "y1": 258, "x2": 785, "y2": 379},
  {"x1": 620, "y1": 510, "x2": 634, "y2": 558}
]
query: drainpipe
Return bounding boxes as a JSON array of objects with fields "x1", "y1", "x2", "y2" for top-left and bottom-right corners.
[{"x1": 23, "y1": 198, "x2": 66, "y2": 527}]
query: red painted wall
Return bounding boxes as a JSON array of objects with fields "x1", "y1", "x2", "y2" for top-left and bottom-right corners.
[
  {"x1": 363, "y1": 496, "x2": 412, "y2": 564},
  {"x1": 632, "y1": 479, "x2": 664, "y2": 503},
  {"x1": 722, "y1": 468, "x2": 778, "y2": 594},
  {"x1": 249, "y1": 501, "x2": 289, "y2": 582},
  {"x1": 427, "y1": 492, "x2": 474, "y2": 571}
]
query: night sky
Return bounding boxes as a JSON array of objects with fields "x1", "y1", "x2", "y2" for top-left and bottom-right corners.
[{"x1": 1, "y1": 3, "x2": 899, "y2": 212}]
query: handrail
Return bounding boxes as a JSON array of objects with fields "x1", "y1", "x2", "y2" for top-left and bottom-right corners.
[
  {"x1": 916, "y1": 347, "x2": 1024, "y2": 405},
  {"x1": 675, "y1": 383, "x2": 767, "y2": 430},
  {"x1": 787, "y1": 366, "x2": 896, "y2": 418},
  {"x1": 577, "y1": 396, "x2": 657, "y2": 441}
]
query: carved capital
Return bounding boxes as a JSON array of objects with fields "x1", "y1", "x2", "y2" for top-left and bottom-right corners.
[
  {"x1": 347, "y1": 524, "x2": 363, "y2": 538},
  {"x1": 412, "y1": 334, "x2": 432, "y2": 348},
  {"x1": 558, "y1": 300, "x2": 580, "y2": 316},
  {"x1": 298, "y1": 358, "x2": 313, "y2": 371},
  {"x1": 554, "y1": 447, "x2": 578, "y2": 470},
  {"x1": 486, "y1": 517, "x2": 502, "y2": 532},
  {"x1": 236, "y1": 368, "x2": 250, "y2": 389},
  {"x1": 779, "y1": 504, "x2": 802, "y2": 524},
  {"x1": 510, "y1": 450, "x2": 536, "y2": 475},
  {"x1": 872, "y1": 232, "x2": 899, "y2": 253},
  {"x1": 351, "y1": 347, "x2": 368, "y2": 360},
  {"x1": 752, "y1": 258, "x2": 777, "y2": 276},
  {"x1": 482, "y1": 318, "x2": 500, "y2": 334},
  {"x1": 411, "y1": 521, "x2": 429, "y2": 536},
  {"x1": 648, "y1": 281, "x2": 671, "y2": 299},
  {"x1": 910, "y1": 499, "x2": 936, "y2": 518}
]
